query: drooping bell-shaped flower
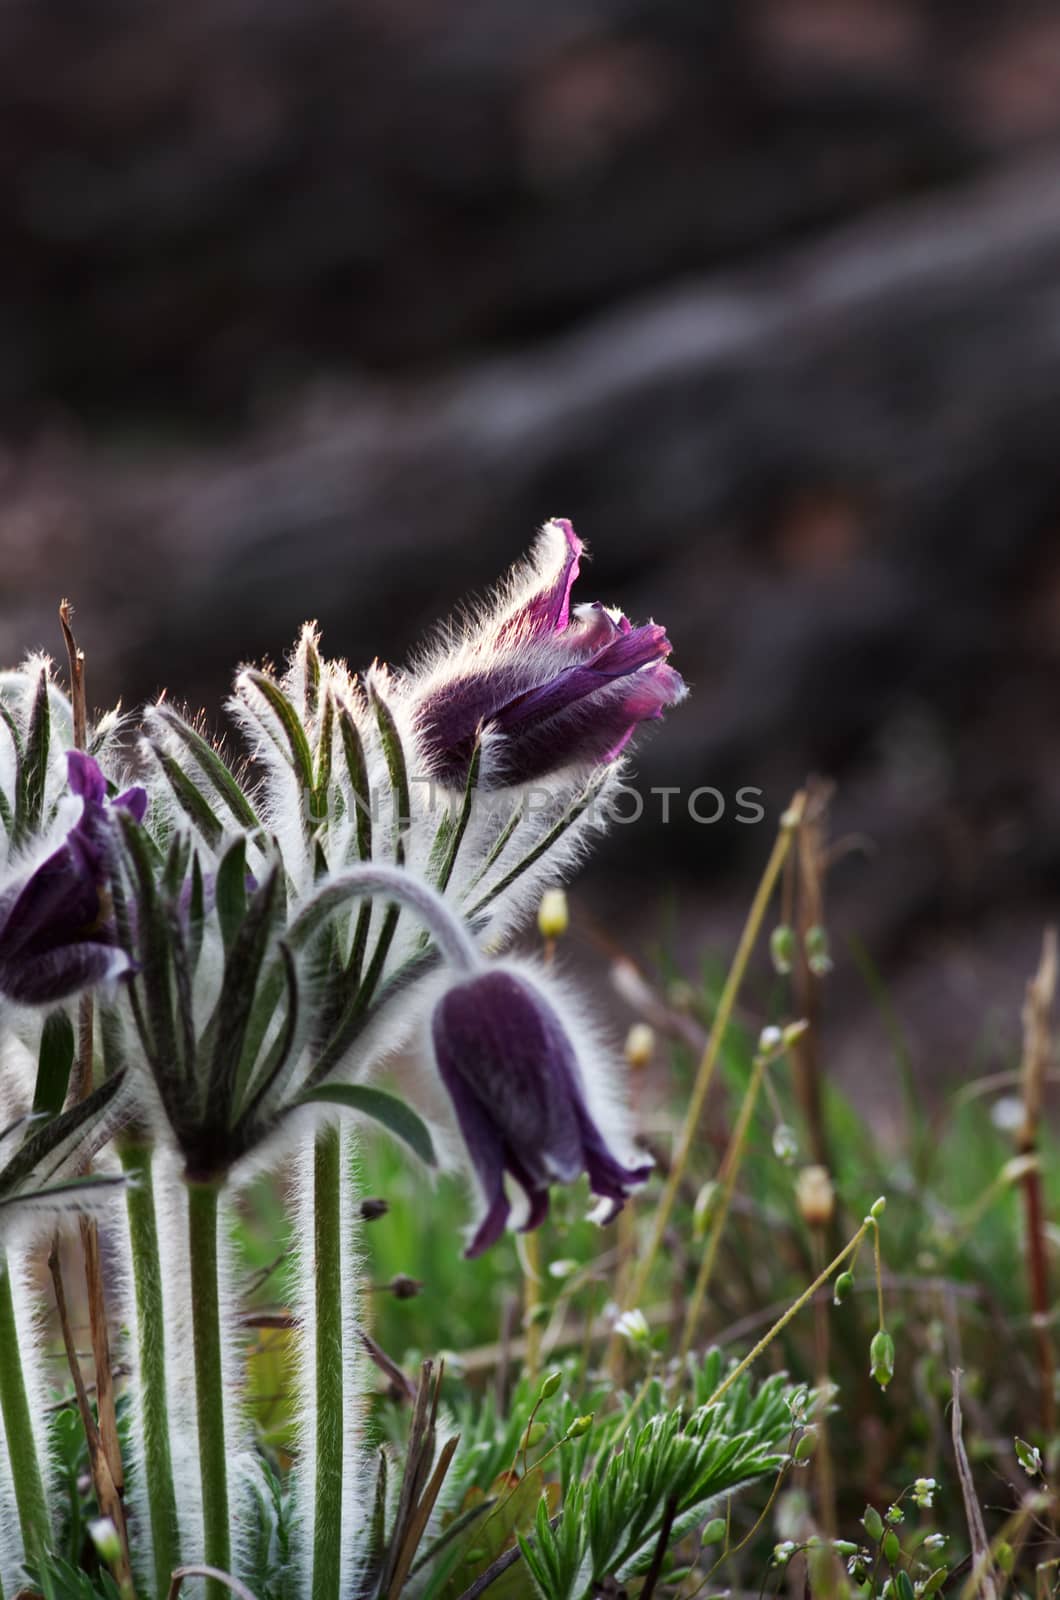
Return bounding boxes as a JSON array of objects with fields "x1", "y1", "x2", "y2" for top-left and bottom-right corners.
[
  {"x1": 411, "y1": 519, "x2": 686, "y2": 788},
  {"x1": 0, "y1": 751, "x2": 147, "y2": 1005},
  {"x1": 430, "y1": 965, "x2": 651, "y2": 1256}
]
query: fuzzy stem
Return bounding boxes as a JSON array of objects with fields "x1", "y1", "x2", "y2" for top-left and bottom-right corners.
[
  {"x1": 331, "y1": 865, "x2": 478, "y2": 974},
  {"x1": 122, "y1": 1142, "x2": 181, "y2": 1597},
  {"x1": 312, "y1": 1125, "x2": 344, "y2": 1600},
  {"x1": 187, "y1": 1180, "x2": 230, "y2": 1600},
  {"x1": 0, "y1": 1253, "x2": 50, "y2": 1566},
  {"x1": 608, "y1": 791, "x2": 806, "y2": 1371}
]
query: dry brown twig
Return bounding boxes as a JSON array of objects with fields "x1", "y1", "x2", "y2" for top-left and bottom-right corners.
[
  {"x1": 1017, "y1": 927, "x2": 1057, "y2": 1438},
  {"x1": 57, "y1": 600, "x2": 132, "y2": 1581}
]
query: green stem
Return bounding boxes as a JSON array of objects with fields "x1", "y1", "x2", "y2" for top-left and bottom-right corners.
[
  {"x1": 187, "y1": 1179, "x2": 230, "y2": 1600},
  {"x1": 0, "y1": 1252, "x2": 50, "y2": 1565},
  {"x1": 706, "y1": 1219, "x2": 871, "y2": 1409},
  {"x1": 609, "y1": 791, "x2": 807, "y2": 1371},
  {"x1": 313, "y1": 1125, "x2": 344, "y2": 1600},
  {"x1": 122, "y1": 1142, "x2": 181, "y2": 1597},
  {"x1": 679, "y1": 1049, "x2": 770, "y2": 1359}
]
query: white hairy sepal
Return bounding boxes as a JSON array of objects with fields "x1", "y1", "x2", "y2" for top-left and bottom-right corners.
[
  {"x1": 290, "y1": 1121, "x2": 371, "y2": 1598},
  {"x1": 0, "y1": 657, "x2": 135, "y2": 851},
  {"x1": 405, "y1": 519, "x2": 582, "y2": 680}
]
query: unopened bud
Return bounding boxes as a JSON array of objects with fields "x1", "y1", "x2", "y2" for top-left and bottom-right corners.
[
  {"x1": 770, "y1": 924, "x2": 796, "y2": 974},
  {"x1": 88, "y1": 1519, "x2": 122, "y2": 1566},
  {"x1": 614, "y1": 1308, "x2": 651, "y2": 1348},
  {"x1": 539, "y1": 1370, "x2": 563, "y2": 1400},
  {"x1": 1015, "y1": 1436, "x2": 1043, "y2": 1477},
  {"x1": 624, "y1": 1022, "x2": 655, "y2": 1070},
  {"x1": 1001, "y1": 1153, "x2": 1039, "y2": 1186},
  {"x1": 548, "y1": 1258, "x2": 579, "y2": 1280},
  {"x1": 758, "y1": 1025, "x2": 784, "y2": 1056},
  {"x1": 805, "y1": 925, "x2": 833, "y2": 976},
  {"x1": 566, "y1": 1413, "x2": 593, "y2": 1439},
  {"x1": 537, "y1": 888, "x2": 569, "y2": 941},
  {"x1": 833, "y1": 1271, "x2": 855, "y2": 1305},
  {"x1": 693, "y1": 1180, "x2": 719, "y2": 1238},
  {"x1": 863, "y1": 1506, "x2": 885, "y2": 1542},
  {"x1": 668, "y1": 978, "x2": 695, "y2": 1012},
  {"x1": 870, "y1": 1329, "x2": 895, "y2": 1390},
  {"x1": 794, "y1": 1429, "x2": 817, "y2": 1464},
  {"x1": 796, "y1": 1165, "x2": 835, "y2": 1227},
  {"x1": 782, "y1": 1018, "x2": 810, "y2": 1048},
  {"x1": 773, "y1": 1123, "x2": 798, "y2": 1166},
  {"x1": 870, "y1": 1196, "x2": 887, "y2": 1220},
  {"x1": 995, "y1": 1543, "x2": 1015, "y2": 1575},
  {"x1": 360, "y1": 1196, "x2": 389, "y2": 1222}
]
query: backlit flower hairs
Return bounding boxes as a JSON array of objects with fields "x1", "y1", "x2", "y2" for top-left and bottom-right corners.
[{"x1": 0, "y1": 520, "x2": 687, "y2": 1598}]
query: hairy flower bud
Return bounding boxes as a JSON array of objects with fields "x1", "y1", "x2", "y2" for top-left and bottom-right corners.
[
  {"x1": 624, "y1": 1022, "x2": 655, "y2": 1070},
  {"x1": 537, "y1": 888, "x2": 569, "y2": 941},
  {"x1": 796, "y1": 1165, "x2": 835, "y2": 1227}
]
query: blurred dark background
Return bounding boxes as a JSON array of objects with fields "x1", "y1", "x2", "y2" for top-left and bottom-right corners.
[{"x1": 4, "y1": 0, "x2": 1060, "y2": 1103}]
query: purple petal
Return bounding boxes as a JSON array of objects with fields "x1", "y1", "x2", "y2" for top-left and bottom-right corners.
[
  {"x1": 432, "y1": 968, "x2": 647, "y2": 1254},
  {"x1": 493, "y1": 623, "x2": 672, "y2": 734},
  {"x1": 497, "y1": 519, "x2": 582, "y2": 644},
  {"x1": 433, "y1": 971, "x2": 584, "y2": 1184},
  {"x1": 114, "y1": 785, "x2": 148, "y2": 824},
  {"x1": 0, "y1": 941, "x2": 131, "y2": 1006},
  {"x1": 66, "y1": 750, "x2": 107, "y2": 805},
  {"x1": 0, "y1": 839, "x2": 102, "y2": 961}
]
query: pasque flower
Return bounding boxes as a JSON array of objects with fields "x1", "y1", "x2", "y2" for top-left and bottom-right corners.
[
  {"x1": 431, "y1": 965, "x2": 651, "y2": 1256},
  {"x1": 0, "y1": 751, "x2": 146, "y2": 1005},
  {"x1": 412, "y1": 518, "x2": 686, "y2": 787}
]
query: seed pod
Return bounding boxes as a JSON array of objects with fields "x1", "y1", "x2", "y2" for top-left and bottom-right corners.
[
  {"x1": 863, "y1": 1507, "x2": 885, "y2": 1543},
  {"x1": 770, "y1": 924, "x2": 796, "y2": 975},
  {"x1": 833, "y1": 1271, "x2": 855, "y2": 1305},
  {"x1": 870, "y1": 1329, "x2": 895, "y2": 1390}
]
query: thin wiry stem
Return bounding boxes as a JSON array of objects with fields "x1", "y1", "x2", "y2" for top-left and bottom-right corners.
[
  {"x1": 608, "y1": 790, "x2": 806, "y2": 1371},
  {"x1": 705, "y1": 1218, "x2": 870, "y2": 1410}
]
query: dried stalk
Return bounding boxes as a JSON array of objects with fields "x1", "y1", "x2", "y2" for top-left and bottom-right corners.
[
  {"x1": 1017, "y1": 928, "x2": 1057, "y2": 1437},
  {"x1": 59, "y1": 600, "x2": 130, "y2": 1565}
]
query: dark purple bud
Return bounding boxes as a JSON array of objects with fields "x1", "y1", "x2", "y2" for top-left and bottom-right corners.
[
  {"x1": 413, "y1": 521, "x2": 686, "y2": 787},
  {"x1": 0, "y1": 751, "x2": 145, "y2": 1006},
  {"x1": 431, "y1": 968, "x2": 651, "y2": 1257}
]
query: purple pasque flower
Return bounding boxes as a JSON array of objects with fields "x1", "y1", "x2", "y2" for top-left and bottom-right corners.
[
  {"x1": 0, "y1": 751, "x2": 147, "y2": 1005},
  {"x1": 431, "y1": 964, "x2": 651, "y2": 1257},
  {"x1": 412, "y1": 518, "x2": 686, "y2": 788}
]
